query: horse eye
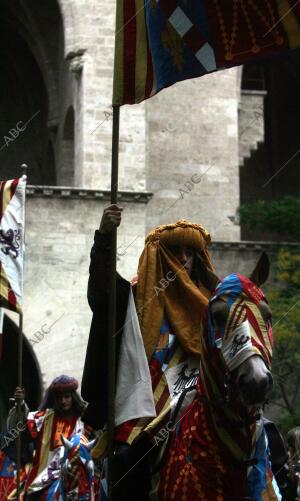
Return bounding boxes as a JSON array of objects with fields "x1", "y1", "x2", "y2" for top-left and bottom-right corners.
[
  {"x1": 261, "y1": 306, "x2": 271, "y2": 320},
  {"x1": 210, "y1": 300, "x2": 229, "y2": 329},
  {"x1": 258, "y1": 300, "x2": 272, "y2": 322}
]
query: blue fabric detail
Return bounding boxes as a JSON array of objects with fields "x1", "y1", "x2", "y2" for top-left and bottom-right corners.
[
  {"x1": 60, "y1": 434, "x2": 94, "y2": 500},
  {"x1": 214, "y1": 274, "x2": 243, "y2": 308},
  {"x1": 208, "y1": 274, "x2": 243, "y2": 347},
  {"x1": 153, "y1": 317, "x2": 176, "y2": 366},
  {"x1": 100, "y1": 478, "x2": 108, "y2": 499},
  {"x1": 145, "y1": 0, "x2": 212, "y2": 94},
  {"x1": 247, "y1": 428, "x2": 267, "y2": 501},
  {"x1": 64, "y1": 433, "x2": 91, "y2": 462},
  {"x1": 0, "y1": 455, "x2": 15, "y2": 478},
  {"x1": 154, "y1": 348, "x2": 168, "y2": 366},
  {"x1": 62, "y1": 433, "x2": 80, "y2": 460},
  {"x1": 160, "y1": 317, "x2": 170, "y2": 336},
  {"x1": 207, "y1": 309, "x2": 216, "y2": 348},
  {"x1": 162, "y1": 335, "x2": 177, "y2": 371},
  {"x1": 45, "y1": 478, "x2": 60, "y2": 500},
  {"x1": 247, "y1": 426, "x2": 281, "y2": 500}
]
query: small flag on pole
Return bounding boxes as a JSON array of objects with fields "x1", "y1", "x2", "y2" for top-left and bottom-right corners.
[
  {"x1": 0, "y1": 176, "x2": 26, "y2": 313},
  {"x1": 113, "y1": 0, "x2": 300, "y2": 106}
]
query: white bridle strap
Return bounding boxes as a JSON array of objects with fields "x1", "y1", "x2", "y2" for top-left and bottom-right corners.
[{"x1": 222, "y1": 320, "x2": 253, "y2": 371}]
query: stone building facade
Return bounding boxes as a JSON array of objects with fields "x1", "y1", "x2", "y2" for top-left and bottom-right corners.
[{"x1": 0, "y1": 0, "x2": 298, "y2": 427}]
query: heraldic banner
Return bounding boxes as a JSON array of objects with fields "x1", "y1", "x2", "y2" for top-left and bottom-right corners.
[
  {"x1": 0, "y1": 176, "x2": 26, "y2": 313},
  {"x1": 113, "y1": 0, "x2": 300, "y2": 105}
]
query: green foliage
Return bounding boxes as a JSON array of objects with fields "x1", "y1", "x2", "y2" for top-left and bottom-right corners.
[
  {"x1": 239, "y1": 196, "x2": 300, "y2": 240},
  {"x1": 239, "y1": 196, "x2": 300, "y2": 433},
  {"x1": 266, "y1": 248, "x2": 300, "y2": 435}
]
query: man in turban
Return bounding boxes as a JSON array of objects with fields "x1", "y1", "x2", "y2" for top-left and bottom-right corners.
[
  {"x1": 8, "y1": 375, "x2": 92, "y2": 500},
  {"x1": 81, "y1": 204, "x2": 214, "y2": 500}
]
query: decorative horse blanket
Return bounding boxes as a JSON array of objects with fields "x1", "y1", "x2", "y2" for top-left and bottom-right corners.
[
  {"x1": 0, "y1": 450, "x2": 29, "y2": 500},
  {"x1": 24, "y1": 409, "x2": 83, "y2": 498},
  {"x1": 156, "y1": 273, "x2": 281, "y2": 500},
  {"x1": 157, "y1": 389, "x2": 281, "y2": 500},
  {"x1": 0, "y1": 451, "x2": 15, "y2": 500}
]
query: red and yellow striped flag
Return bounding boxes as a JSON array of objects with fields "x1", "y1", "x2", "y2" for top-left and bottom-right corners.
[
  {"x1": 0, "y1": 176, "x2": 26, "y2": 313},
  {"x1": 113, "y1": 0, "x2": 156, "y2": 105},
  {"x1": 113, "y1": 0, "x2": 300, "y2": 106}
]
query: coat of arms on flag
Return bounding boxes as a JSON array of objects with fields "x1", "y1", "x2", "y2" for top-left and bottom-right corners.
[
  {"x1": 113, "y1": 0, "x2": 300, "y2": 105},
  {"x1": 0, "y1": 176, "x2": 26, "y2": 313}
]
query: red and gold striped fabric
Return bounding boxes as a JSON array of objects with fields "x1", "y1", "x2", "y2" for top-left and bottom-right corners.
[
  {"x1": 113, "y1": 0, "x2": 300, "y2": 106},
  {"x1": 0, "y1": 177, "x2": 26, "y2": 313},
  {"x1": 115, "y1": 346, "x2": 187, "y2": 445},
  {"x1": 0, "y1": 179, "x2": 19, "y2": 222},
  {"x1": 113, "y1": 0, "x2": 155, "y2": 105},
  {"x1": 0, "y1": 261, "x2": 20, "y2": 312},
  {"x1": 224, "y1": 294, "x2": 273, "y2": 368}
]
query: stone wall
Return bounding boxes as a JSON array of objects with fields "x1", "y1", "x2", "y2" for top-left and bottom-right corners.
[
  {"x1": 1, "y1": 0, "x2": 298, "y2": 405},
  {"x1": 238, "y1": 91, "x2": 265, "y2": 167},
  {"x1": 145, "y1": 69, "x2": 241, "y2": 241},
  {"x1": 210, "y1": 241, "x2": 282, "y2": 279},
  {"x1": 0, "y1": 0, "x2": 242, "y2": 238},
  {"x1": 12, "y1": 189, "x2": 150, "y2": 388},
  {"x1": 5, "y1": 189, "x2": 292, "y2": 394},
  {"x1": 55, "y1": 0, "x2": 241, "y2": 241}
]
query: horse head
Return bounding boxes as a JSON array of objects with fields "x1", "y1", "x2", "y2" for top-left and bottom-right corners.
[
  {"x1": 201, "y1": 252, "x2": 273, "y2": 408},
  {"x1": 158, "y1": 253, "x2": 281, "y2": 500},
  {"x1": 60, "y1": 434, "x2": 96, "y2": 501}
]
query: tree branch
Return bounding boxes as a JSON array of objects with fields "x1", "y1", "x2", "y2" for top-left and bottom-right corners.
[
  {"x1": 292, "y1": 376, "x2": 300, "y2": 406},
  {"x1": 278, "y1": 381, "x2": 295, "y2": 415},
  {"x1": 271, "y1": 401, "x2": 291, "y2": 410}
]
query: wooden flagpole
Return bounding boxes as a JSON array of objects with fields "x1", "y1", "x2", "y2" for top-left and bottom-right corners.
[
  {"x1": 16, "y1": 163, "x2": 27, "y2": 501},
  {"x1": 107, "y1": 106, "x2": 120, "y2": 500},
  {"x1": 16, "y1": 312, "x2": 23, "y2": 501}
]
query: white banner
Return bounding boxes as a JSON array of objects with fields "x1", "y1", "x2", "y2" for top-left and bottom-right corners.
[{"x1": 0, "y1": 175, "x2": 26, "y2": 312}]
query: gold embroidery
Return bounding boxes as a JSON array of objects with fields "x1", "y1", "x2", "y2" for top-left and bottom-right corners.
[{"x1": 213, "y1": 0, "x2": 284, "y2": 60}]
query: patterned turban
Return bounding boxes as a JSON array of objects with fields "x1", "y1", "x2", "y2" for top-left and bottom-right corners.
[
  {"x1": 49, "y1": 375, "x2": 78, "y2": 393},
  {"x1": 145, "y1": 220, "x2": 211, "y2": 251},
  {"x1": 136, "y1": 220, "x2": 213, "y2": 359}
]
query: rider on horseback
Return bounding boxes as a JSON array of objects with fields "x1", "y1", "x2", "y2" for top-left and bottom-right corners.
[
  {"x1": 8, "y1": 374, "x2": 93, "y2": 500},
  {"x1": 81, "y1": 205, "x2": 214, "y2": 500}
]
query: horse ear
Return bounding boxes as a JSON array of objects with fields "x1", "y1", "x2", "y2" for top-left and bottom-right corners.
[
  {"x1": 61, "y1": 434, "x2": 72, "y2": 451},
  {"x1": 249, "y1": 252, "x2": 270, "y2": 287},
  {"x1": 195, "y1": 253, "x2": 220, "y2": 293}
]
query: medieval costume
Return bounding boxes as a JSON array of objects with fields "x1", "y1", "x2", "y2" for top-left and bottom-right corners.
[
  {"x1": 0, "y1": 431, "x2": 32, "y2": 500},
  {"x1": 7, "y1": 375, "x2": 92, "y2": 500},
  {"x1": 0, "y1": 450, "x2": 15, "y2": 499},
  {"x1": 81, "y1": 220, "x2": 213, "y2": 500},
  {"x1": 0, "y1": 449, "x2": 24, "y2": 500}
]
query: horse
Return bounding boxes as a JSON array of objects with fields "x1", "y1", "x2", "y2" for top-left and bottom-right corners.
[
  {"x1": 1, "y1": 432, "x2": 101, "y2": 501},
  {"x1": 36, "y1": 433, "x2": 98, "y2": 500},
  {"x1": 59, "y1": 434, "x2": 97, "y2": 501},
  {"x1": 157, "y1": 253, "x2": 281, "y2": 500}
]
